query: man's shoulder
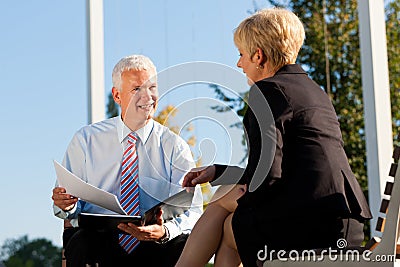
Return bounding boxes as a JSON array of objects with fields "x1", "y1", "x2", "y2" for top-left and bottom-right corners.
[
  {"x1": 152, "y1": 120, "x2": 188, "y2": 147},
  {"x1": 75, "y1": 117, "x2": 117, "y2": 137}
]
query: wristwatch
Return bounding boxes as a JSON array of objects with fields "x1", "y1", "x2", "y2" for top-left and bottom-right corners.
[{"x1": 156, "y1": 225, "x2": 170, "y2": 244}]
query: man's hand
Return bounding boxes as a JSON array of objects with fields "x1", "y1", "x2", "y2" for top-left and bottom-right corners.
[
  {"x1": 52, "y1": 187, "x2": 78, "y2": 211},
  {"x1": 182, "y1": 165, "x2": 216, "y2": 187},
  {"x1": 117, "y1": 223, "x2": 166, "y2": 241},
  {"x1": 117, "y1": 209, "x2": 165, "y2": 241}
]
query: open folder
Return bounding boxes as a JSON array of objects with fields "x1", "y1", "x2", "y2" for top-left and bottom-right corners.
[{"x1": 53, "y1": 160, "x2": 194, "y2": 233}]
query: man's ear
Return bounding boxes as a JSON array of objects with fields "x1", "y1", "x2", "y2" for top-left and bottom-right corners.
[{"x1": 111, "y1": 87, "x2": 121, "y2": 106}]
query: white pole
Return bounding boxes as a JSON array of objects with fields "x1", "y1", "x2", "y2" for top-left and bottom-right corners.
[
  {"x1": 87, "y1": 0, "x2": 105, "y2": 124},
  {"x1": 357, "y1": 0, "x2": 393, "y2": 237}
]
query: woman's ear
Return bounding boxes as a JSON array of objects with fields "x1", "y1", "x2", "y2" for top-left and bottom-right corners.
[
  {"x1": 111, "y1": 87, "x2": 121, "y2": 106},
  {"x1": 255, "y1": 48, "x2": 265, "y2": 65}
]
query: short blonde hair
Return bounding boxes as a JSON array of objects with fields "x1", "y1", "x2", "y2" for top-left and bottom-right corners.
[{"x1": 234, "y1": 8, "x2": 305, "y2": 72}]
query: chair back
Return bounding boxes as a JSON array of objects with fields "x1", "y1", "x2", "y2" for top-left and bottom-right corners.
[{"x1": 371, "y1": 144, "x2": 400, "y2": 258}]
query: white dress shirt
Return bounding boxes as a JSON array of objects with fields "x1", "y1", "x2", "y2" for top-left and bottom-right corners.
[{"x1": 53, "y1": 117, "x2": 203, "y2": 240}]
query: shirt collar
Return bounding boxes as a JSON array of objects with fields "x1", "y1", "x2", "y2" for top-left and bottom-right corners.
[{"x1": 116, "y1": 116, "x2": 154, "y2": 144}]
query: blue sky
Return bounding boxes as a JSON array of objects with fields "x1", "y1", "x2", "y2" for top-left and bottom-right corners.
[{"x1": 0, "y1": 0, "x2": 270, "y2": 247}]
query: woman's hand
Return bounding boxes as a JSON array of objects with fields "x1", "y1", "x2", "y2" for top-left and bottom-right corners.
[{"x1": 182, "y1": 165, "x2": 216, "y2": 187}]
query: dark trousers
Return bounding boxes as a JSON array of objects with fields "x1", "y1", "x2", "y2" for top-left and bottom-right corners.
[
  {"x1": 232, "y1": 205, "x2": 365, "y2": 267},
  {"x1": 63, "y1": 228, "x2": 188, "y2": 267}
]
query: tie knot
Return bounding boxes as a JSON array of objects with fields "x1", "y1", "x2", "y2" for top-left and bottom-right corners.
[{"x1": 127, "y1": 132, "x2": 137, "y2": 144}]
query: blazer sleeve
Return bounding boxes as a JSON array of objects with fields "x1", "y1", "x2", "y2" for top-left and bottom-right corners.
[{"x1": 211, "y1": 81, "x2": 292, "y2": 188}]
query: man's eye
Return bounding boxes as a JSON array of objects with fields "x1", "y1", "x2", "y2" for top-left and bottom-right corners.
[
  {"x1": 133, "y1": 87, "x2": 140, "y2": 91},
  {"x1": 150, "y1": 86, "x2": 157, "y2": 91},
  {"x1": 239, "y1": 53, "x2": 243, "y2": 57}
]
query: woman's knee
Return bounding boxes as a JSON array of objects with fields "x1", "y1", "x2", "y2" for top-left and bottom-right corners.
[{"x1": 209, "y1": 184, "x2": 246, "y2": 212}]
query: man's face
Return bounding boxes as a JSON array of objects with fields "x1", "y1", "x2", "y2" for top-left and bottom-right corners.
[{"x1": 112, "y1": 69, "x2": 158, "y2": 130}]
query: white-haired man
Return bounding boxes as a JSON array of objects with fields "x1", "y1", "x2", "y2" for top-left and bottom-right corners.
[{"x1": 52, "y1": 55, "x2": 203, "y2": 267}]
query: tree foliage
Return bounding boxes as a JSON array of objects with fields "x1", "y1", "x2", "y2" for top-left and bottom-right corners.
[
  {"x1": 287, "y1": 0, "x2": 399, "y2": 192},
  {"x1": 386, "y1": 0, "x2": 400, "y2": 130},
  {"x1": 0, "y1": 236, "x2": 61, "y2": 267}
]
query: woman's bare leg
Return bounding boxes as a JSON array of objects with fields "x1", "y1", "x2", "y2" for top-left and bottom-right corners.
[
  {"x1": 214, "y1": 213, "x2": 242, "y2": 267},
  {"x1": 175, "y1": 184, "x2": 246, "y2": 267}
]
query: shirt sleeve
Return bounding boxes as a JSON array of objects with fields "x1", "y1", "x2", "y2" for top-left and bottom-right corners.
[
  {"x1": 163, "y1": 185, "x2": 203, "y2": 240},
  {"x1": 53, "y1": 130, "x2": 87, "y2": 225},
  {"x1": 163, "y1": 137, "x2": 203, "y2": 240}
]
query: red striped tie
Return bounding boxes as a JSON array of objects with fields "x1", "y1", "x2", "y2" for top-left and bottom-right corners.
[{"x1": 119, "y1": 132, "x2": 140, "y2": 253}]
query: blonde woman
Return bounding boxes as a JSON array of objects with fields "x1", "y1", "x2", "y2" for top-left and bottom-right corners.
[{"x1": 176, "y1": 8, "x2": 371, "y2": 267}]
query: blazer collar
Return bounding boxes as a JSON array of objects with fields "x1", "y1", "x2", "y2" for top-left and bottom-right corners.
[{"x1": 274, "y1": 64, "x2": 306, "y2": 75}]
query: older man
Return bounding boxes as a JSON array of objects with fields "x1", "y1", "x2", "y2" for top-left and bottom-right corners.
[{"x1": 52, "y1": 55, "x2": 203, "y2": 267}]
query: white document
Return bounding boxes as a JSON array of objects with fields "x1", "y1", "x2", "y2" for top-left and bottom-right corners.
[{"x1": 53, "y1": 160, "x2": 127, "y2": 215}]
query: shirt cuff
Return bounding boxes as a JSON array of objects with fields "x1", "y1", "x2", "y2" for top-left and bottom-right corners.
[
  {"x1": 53, "y1": 203, "x2": 78, "y2": 220},
  {"x1": 163, "y1": 221, "x2": 179, "y2": 241},
  {"x1": 155, "y1": 225, "x2": 170, "y2": 244}
]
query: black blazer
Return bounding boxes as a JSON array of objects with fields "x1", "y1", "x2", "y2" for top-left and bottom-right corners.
[{"x1": 214, "y1": 64, "x2": 371, "y2": 220}]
